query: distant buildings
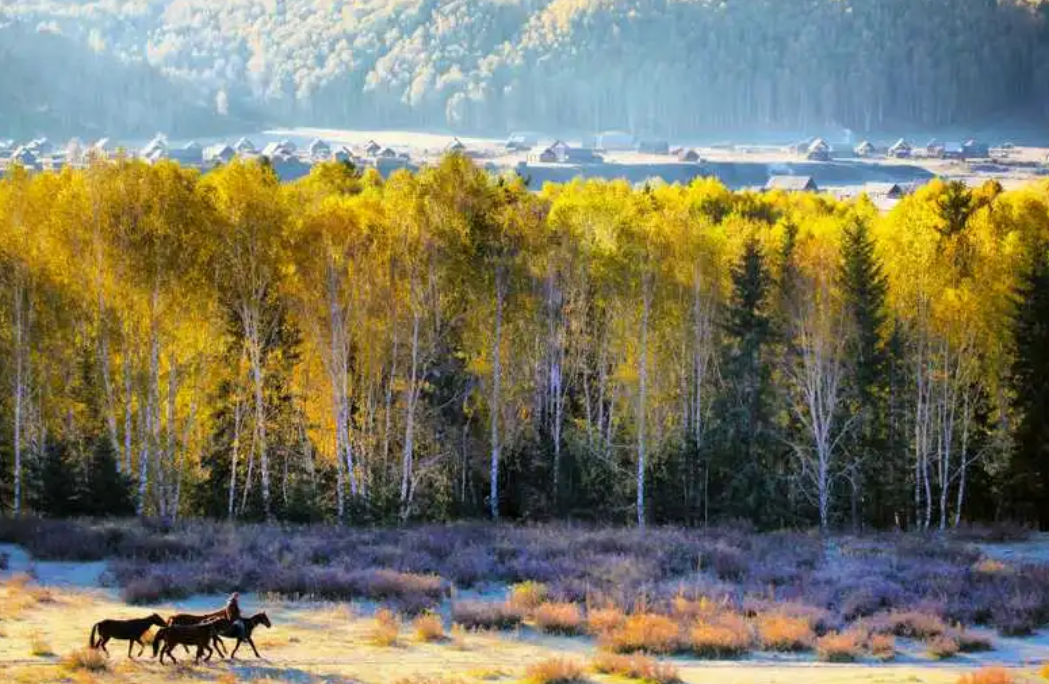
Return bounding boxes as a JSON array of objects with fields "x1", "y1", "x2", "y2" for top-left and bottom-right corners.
[
  {"x1": 676, "y1": 148, "x2": 701, "y2": 163},
  {"x1": 888, "y1": 139, "x2": 913, "y2": 159},
  {"x1": 765, "y1": 175, "x2": 818, "y2": 192},
  {"x1": 854, "y1": 140, "x2": 876, "y2": 157}
]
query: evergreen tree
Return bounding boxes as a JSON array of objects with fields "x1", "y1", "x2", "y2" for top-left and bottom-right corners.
[
  {"x1": 1007, "y1": 244, "x2": 1049, "y2": 526},
  {"x1": 710, "y1": 238, "x2": 780, "y2": 526},
  {"x1": 30, "y1": 440, "x2": 80, "y2": 518},
  {"x1": 839, "y1": 218, "x2": 890, "y2": 528},
  {"x1": 83, "y1": 435, "x2": 135, "y2": 517}
]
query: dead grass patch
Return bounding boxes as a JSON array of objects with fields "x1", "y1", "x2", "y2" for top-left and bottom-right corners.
[
  {"x1": 60, "y1": 648, "x2": 108, "y2": 672},
  {"x1": 755, "y1": 613, "x2": 814, "y2": 651},
  {"x1": 605, "y1": 613, "x2": 681, "y2": 654},
  {"x1": 688, "y1": 613, "x2": 752, "y2": 658},
  {"x1": 957, "y1": 667, "x2": 1015, "y2": 684},
  {"x1": 927, "y1": 634, "x2": 960, "y2": 659},
  {"x1": 413, "y1": 611, "x2": 446, "y2": 642},
  {"x1": 534, "y1": 602, "x2": 584, "y2": 635},
  {"x1": 369, "y1": 607, "x2": 400, "y2": 646},
  {"x1": 586, "y1": 606, "x2": 625, "y2": 636},
  {"x1": 451, "y1": 600, "x2": 523, "y2": 630},
  {"x1": 525, "y1": 657, "x2": 588, "y2": 684},
  {"x1": 816, "y1": 630, "x2": 864, "y2": 662},
  {"x1": 591, "y1": 652, "x2": 681, "y2": 683},
  {"x1": 510, "y1": 581, "x2": 549, "y2": 613},
  {"x1": 868, "y1": 633, "x2": 896, "y2": 661}
]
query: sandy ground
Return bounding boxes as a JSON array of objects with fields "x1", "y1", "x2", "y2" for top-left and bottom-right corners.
[{"x1": 1, "y1": 541, "x2": 1047, "y2": 684}]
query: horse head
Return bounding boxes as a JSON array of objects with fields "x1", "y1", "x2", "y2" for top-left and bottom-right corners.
[
  {"x1": 256, "y1": 612, "x2": 271, "y2": 629},
  {"x1": 150, "y1": 613, "x2": 166, "y2": 627}
]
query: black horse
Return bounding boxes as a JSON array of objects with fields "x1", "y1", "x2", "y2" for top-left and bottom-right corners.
[
  {"x1": 152, "y1": 622, "x2": 221, "y2": 664},
  {"x1": 89, "y1": 613, "x2": 167, "y2": 657},
  {"x1": 213, "y1": 612, "x2": 272, "y2": 658}
]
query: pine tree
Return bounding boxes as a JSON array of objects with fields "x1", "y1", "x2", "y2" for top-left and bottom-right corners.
[
  {"x1": 30, "y1": 440, "x2": 80, "y2": 518},
  {"x1": 1007, "y1": 244, "x2": 1049, "y2": 526},
  {"x1": 839, "y1": 218, "x2": 890, "y2": 528},
  {"x1": 710, "y1": 238, "x2": 780, "y2": 525},
  {"x1": 84, "y1": 435, "x2": 135, "y2": 517}
]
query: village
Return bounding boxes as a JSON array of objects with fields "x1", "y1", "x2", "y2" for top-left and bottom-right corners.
[{"x1": 0, "y1": 130, "x2": 1045, "y2": 211}]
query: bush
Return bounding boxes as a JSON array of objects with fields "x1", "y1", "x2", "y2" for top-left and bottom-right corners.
[
  {"x1": 867, "y1": 633, "x2": 895, "y2": 661},
  {"x1": 451, "y1": 601, "x2": 523, "y2": 630},
  {"x1": 871, "y1": 610, "x2": 947, "y2": 639},
  {"x1": 953, "y1": 627, "x2": 992, "y2": 652},
  {"x1": 525, "y1": 657, "x2": 588, "y2": 684},
  {"x1": 587, "y1": 606, "x2": 625, "y2": 636},
  {"x1": 534, "y1": 602, "x2": 584, "y2": 635},
  {"x1": 688, "y1": 614, "x2": 752, "y2": 658},
  {"x1": 927, "y1": 635, "x2": 960, "y2": 660},
  {"x1": 369, "y1": 608, "x2": 400, "y2": 647},
  {"x1": 606, "y1": 614, "x2": 682, "y2": 654},
  {"x1": 510, "y1": 581, "x2": 550, "y2": 612},
  {"x1": 816, "y1": 630, "x2": 863, "y2": 662},
  {"x1": 61, "y1": 648, "x2": 108, "y2": 672},
  {"x1": 30, "y1": 632, "x2": 54, "y2": 657},
  {"x1": 412, "y1": 612, "x2": 445, "y2": 642},
  {"x1": 956, "y1": 667, "x2": 1014, "y2": 684},
  {"x1": 591, "y1": 652, "x2": 681, "y2": 683},
  {"x1": 755, "y1": 613, "x2": 814, "y2": 651}
]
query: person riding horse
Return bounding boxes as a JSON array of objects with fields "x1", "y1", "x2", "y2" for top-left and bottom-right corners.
[{"x1": 225, "y1": 592, "x2": 245, "y2": 639}]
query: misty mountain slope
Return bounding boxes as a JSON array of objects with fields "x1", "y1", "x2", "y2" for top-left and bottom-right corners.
[
  {"x1": 4, "y1": 0, "x2": 1049, "y2": 137},
  {"x1": 0, "y1": 20, "x2": 257, "y2": 140}
]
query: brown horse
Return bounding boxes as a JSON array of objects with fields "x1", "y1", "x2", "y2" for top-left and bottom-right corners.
[
  {"x1": 167, "y1": 608, "x2": 231, "y2": 655},
  {"x1": 89, "y1": 613, "x2": 166, "y2": 657},
  {"x1": 152, "y1": 622, "x2": 220, "y2": 664},
  {"x1": 212, "y1": 612, "x2": 272, "y2": 659}
]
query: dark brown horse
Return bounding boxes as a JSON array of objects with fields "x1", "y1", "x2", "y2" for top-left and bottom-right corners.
[
  {"x1": 89, "y1": 613, "x2": 166, "y2": 657},
  {"x1": 152, "y1": 622, "x2": 220, "y2": 664},
  {"x1": 212, "y1": 612, "x2": 271, "y2": 659},
  {"x1": 167, "y1": 608, "x2": 231, "y2": 655}
]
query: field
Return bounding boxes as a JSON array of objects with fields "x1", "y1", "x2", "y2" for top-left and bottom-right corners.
[{"x1": 0, "y1": 520, "x2": 1048, "y2": 683}]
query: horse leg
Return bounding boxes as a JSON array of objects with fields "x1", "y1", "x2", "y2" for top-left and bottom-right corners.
[
  {"x1": 137, "y1": 638, "x2": 147, "y2": 657},
  {"x1": 99, "y1": 636, "x2": 110, "y2": 656},
  {"x1": 204, "y1": 642, "x2": 214, "y2": 662},
  {"x1": 127, "y1": 639, "x2": 135, "y2": 658},
  {"x1": 247, "y1": 636, "x2": 261, "y2": 659},
  {"x1": 212, "y1": 635, "x2": 227, "y2": 658},
  {"x1": 230, "y1": 639, "x2": 241, "y2": 659}
]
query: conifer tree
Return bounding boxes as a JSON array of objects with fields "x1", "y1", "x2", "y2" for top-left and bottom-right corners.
[
  {"x1": 84, "y1": 435, "x2": 135, "y2": 517},
  {"x1": 1007, "y1": 243, "x2": 1049, "y2": 526}
]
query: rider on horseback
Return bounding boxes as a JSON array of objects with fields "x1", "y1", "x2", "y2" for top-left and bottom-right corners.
[{"x1": 225, "y1": 592, "x2": 245, "y2": 639}]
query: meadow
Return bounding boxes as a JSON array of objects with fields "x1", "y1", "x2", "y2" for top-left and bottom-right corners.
[{"x1": 0, "y1": 519, "x2": 1048, "y2": 683}]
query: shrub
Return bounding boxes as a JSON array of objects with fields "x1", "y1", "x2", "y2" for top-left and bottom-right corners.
[
  {"x1": 412, "y1": 612, "x2": 445, "y2": 642},
  {"x1": 927, "y1": 635, "x2": 960, "y2": 660},
  {"x1": 816, "y1": 630, "x2": 864, "y2": 662},
  {"x1": 956, "y1": 667, "x2": 1014, "y2": 684},
  {"x1": 953, "y1": 627, "x2": 992, "y2": 652},
  {"x1": 867, "y1": 633, "x2": 895, "y2": 661},
  {"x1": 587, "y1": 606, "x2": 625, "y2": 636},
  {"x1": 591, "y1": 652, "x2": 681, "y2": 683},
  {"x1": 755, "y1": 613, "x2": 814, "y2": 652},
  {"x1": 991, "y1": 600, "x2": 1040, "y2": 636},
  {"x1": 972, "y1": 559, "x2": 1013, "y2": 576},
  {"x1": 534, "y1": 602, "x2": 584, "y2": 635},
  {"x1": 510, "y1": 581, "x2": 550, "y2": 612},
  {"x1": 30, "y1": 632, "x2": 54, "y2": 657},
  {"x1": 606, "y1": 614, "x2": 682, "y2": 655},
  {"x1": 872, "y1": 610, "x2": 947, "y2": 639},
  {"x1": 61, "y1": 648, "x2": 108, "y2": 672},
  {"x1": 688, "y1": 614, "x2": 752, "y2": 658},
  {"x1": 451, "y1": 601, "x2": 523, "y2": 630},
  {"x1": 670, "y1": 595, "x2": 718, "y2": 621},
  {"x1": 525, "y1": 657, "x2": 588, "y2": 684},
  {"x1": 369, "y1": 608, "x2": 400, "y2": 647}
]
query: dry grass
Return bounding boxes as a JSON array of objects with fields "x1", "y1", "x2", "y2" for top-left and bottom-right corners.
[
  {"x1": 972, "y1": 558, "x2": 1013, "y2": 576},
  {"x1": 591, "y1": 652, "x2": 681, "y2": 683},
  {"x1": 957, "y1": 667, "x2": 1015, "y2": 684},
  {"x1": 30, "y1": 631, "x2": 55, "y2": 657},
  {"x1": 369, "y1": 608, "x2": 401, "y2": 647},
  {"x1": 525, "y1": 657, "x2": 588, "y2": 684},
  {"x1": 60, "y1": 648, "x2": 108, "y2": 673},
  {"x1": 586, "y1": 606, "x2": 626, "y2": 636},
  {"x1": 412, "y1": 612, "x2": 446, "y2": 642},
  {"x1": 872, "y1": 610, "x2": 947, "y2": 639},
  {"x1": 451, "y1": 601, "x2": 523, "y2": 630},
  {"x1": 816, "y1": 630, "x2": 864, "y2": 662},
  {"x1": 510, "y1": 581, "x2": 549, "y2": 613},
  {"x1": 670, "y1": 595, "x2": 719, "y2": 621},
  {"x1": 688, "y1": 613, "x2": 752, "y2": 658},
  {"x1": 868, "y1": 633, "x2": 896, "y2": 661},
  {"x1": 605, "y1": 613, "x2": 681, "y2": 654},
  {"x1": 953, "y1": 627, "x2": 993, "y2": 652},
  {"x1": 755, "y1": 613, "x2": 814, "y2": 652},
  {"x1": 927, "y1": 635, "x2": 960, "y2": 660},
  {"x1": 534, "y1": 602, "x2": 585, "y2": 635}
]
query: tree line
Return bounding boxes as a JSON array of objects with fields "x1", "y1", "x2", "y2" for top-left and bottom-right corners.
[
  {"x1": 0, "y1": 156, "x2": 1047, "y2": 530},
  {"x1": 4, "y1": 0, "x2": 1049, "y2": 137}
]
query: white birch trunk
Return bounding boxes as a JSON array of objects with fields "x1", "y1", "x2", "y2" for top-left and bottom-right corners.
[
  {"x1": 489, "y1": 268, "x2": 505, "y2": 521},
  {"x1": 12, "y1": 281, "x2": 25, "y2": 516},
  {"x1": 636, "y1": 278, "x2": 651, "y2": 529},
  {"x1": 400, "y1": 310, "x2": 421, "y2": 521}
]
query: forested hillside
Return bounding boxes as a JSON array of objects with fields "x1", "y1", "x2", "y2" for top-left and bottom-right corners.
[
  {"x1": 1, "y1": 157, "x2": 1047, "y2": 530},
  {"x1": 3, "y1": 0, "x2": 1049, "y2": 137}
]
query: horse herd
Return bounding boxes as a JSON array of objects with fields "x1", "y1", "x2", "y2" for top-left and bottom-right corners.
[{"x1": 88, "y1": 605, "x2": 272, "y2": 664}]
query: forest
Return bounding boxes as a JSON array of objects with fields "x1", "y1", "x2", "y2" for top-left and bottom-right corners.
[
  {"x1": 0, "y1": 155, "x2": 1047, "y2": 531},
  {"x1": 4, "y1": 0, "x2": 1049, "y2": 138}
]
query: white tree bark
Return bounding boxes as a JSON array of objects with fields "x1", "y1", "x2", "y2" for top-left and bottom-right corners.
[
  {"x1": 400, "y1": 309, "x2": 421, "y2": 521},
  {"x1": 12, "y1": 280, "x2": 26, "y2": 516},
  {"x1": 229, "y1": 385, "x2": 244, "y2": 520},
  {"x1": 489, "y1": 267, "x2": 506, "y2": 521},
  {"x1": 636, "y1": 276, "x2": 652, "y2": 529}
]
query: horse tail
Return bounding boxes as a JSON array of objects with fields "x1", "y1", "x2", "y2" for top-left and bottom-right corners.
[{"x1": 90, "y1": 622, "x2": 99, "y2": 649}]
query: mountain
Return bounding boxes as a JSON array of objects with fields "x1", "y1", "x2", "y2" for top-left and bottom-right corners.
[{"x1": 3, "y1": 0, "x2": 1049, "y2": 139}]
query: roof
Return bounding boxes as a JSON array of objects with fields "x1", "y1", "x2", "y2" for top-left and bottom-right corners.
[
  {"x1": 234, "y1": 137, "x2": 256, "y2": 152},
  {"x1": 889, "y1": 138, "x2": 912, "y2": 150},
  {"x1": 308, "y1": 138, "x2": 330, "y2": 152},
  {"x1": 854, "y1": 140, "x2": 875, "y2": 152},
  {"x1": 765, "y1": 175, "x2": 818, "y2": 191},
  {"x1": 677, "y1": 148, "x2": 701, "y2": 162},
  {"x1": 808, "y1": 138, "x2": 830, "y2": 153},
  {"x1": 863, "y1": 182, "x2": 905, "y2": 196}
]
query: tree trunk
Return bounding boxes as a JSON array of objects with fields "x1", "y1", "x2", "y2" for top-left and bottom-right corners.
[
  {"x1": 123, "y1": 349, "x2": 134, "y2": 475},
  {"x1": 12, "y1": 282, "x2": 25, "y2": 516},
  {"x1": 400, "y1": 310, "x2": 421, "y2": 521},
  {"x1": 489, "y1": 267, "x2": 505, "y2": 521},
  {"x1": 637, "y1": 277, "x2": 651, "y2": 529},
  {"x1": 229, "y1": 389, "x2": 243, "y2": 520}
]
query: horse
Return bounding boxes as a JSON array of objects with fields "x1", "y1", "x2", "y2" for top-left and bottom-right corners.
[
  {"x1": 89, "y1": 613, "x2": 167, "y2": 658},
  {"x1": 212, "y1": 612, "x2": 271, "y2": 659},
  {"x1": 167, "y1": 608, "x2": 230, "y2": 655},
  {"x1": 152, "y1": 622, "x2": 220, "y2": 664}
]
